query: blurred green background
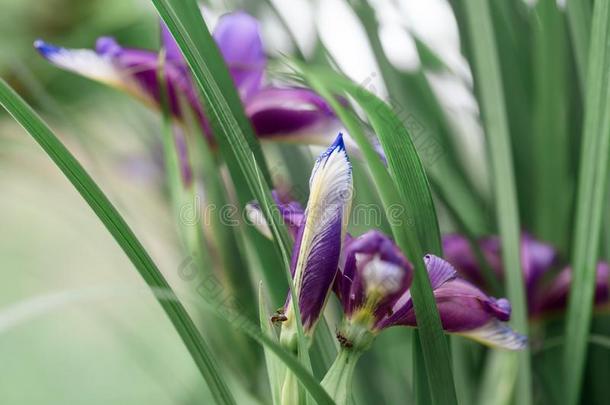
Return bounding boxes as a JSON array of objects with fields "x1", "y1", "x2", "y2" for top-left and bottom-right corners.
[{"x1": 0, "y1": 1, "x2": 223, "y2": 403}]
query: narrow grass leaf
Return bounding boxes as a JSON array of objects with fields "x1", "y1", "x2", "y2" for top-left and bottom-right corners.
[
  {"x1": 564, "y1": 1, "x2": 610, "y2": 403},
  {"x1": 531, "y1": 0, "x2": 570, "y2": 251},
  {"x1": 259, "y1": 284, "x2": 286, "y2": 405},
  {"x1": 0, "y1": 78, "x2": 236, "y2": 405},
  {"x1": 460, "y1": 1, "x2": 531, "y2": 404},
  {"x1": 566, "y1": 0, "x2": 591, "y2": 92}
]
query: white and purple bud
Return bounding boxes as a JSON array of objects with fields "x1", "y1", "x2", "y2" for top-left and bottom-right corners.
[{"x1": 279, "y1": 134, "x2": 353, "y2": 350}]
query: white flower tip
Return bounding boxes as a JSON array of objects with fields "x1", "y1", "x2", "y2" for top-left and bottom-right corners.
[
  {"x1": 34, "y1": 40, "x2": 60, "y2": 58},
  {"x1": 245, "y1": 202, "x2": 273, "y2": 239}
]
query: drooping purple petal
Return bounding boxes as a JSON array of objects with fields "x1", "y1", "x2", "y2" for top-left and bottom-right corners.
[
  {"x1": 35, "y1": 37, "x2": 210, "y2": 138},
  {"x1": 387, "y1": 273, "x2": 524, "y2": 349},
  {"x1": 246, "y1": 87, "x2": 340, "y2": 140},
  {"x1": 213, "y1": 11, "x2": 265, "y2": 101},
  {"x1": 284, "y1": 134, "x2": 352, "y2": 331},
  {"x1": 531, "y1": 262, "x2": 609, "y2": 315}
]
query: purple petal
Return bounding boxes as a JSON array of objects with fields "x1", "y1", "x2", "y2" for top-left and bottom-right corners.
[
  {"x1": 160, "y1": 22, "x2": 184, "y2": 62},
  {"x1": 520, "y1": 233, "x2": 558, "y2": 292},
  {"x1": 432, "y1": 279, "x2": 511, "y2": 331},
  {"x1": 425, "y1": 254, "x2": 458, "y2": 290},
  {"x1": 383, "y1": 277, "x2": 512, "y2": 332},
  {"x1": 246, "y1": 87, "x2": 339, "y2": 140},
  {"x1": 285, "y1": 134, "x2": 352, "y2": 331},
  {"x1": 213, "y1": 11, "x2": 265, "y2": 101},
  {"x1": 109, "y1": 45, "x2": 206, "y2": 129},
  {"x1": 532, "y1": 262, "x2": 609, "y2": 315},
  {"x1": 442, "y1": 234, "x2": 500, "y2": 287}
]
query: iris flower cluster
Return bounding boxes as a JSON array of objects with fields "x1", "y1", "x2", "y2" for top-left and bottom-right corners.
[
  {"x1": 249, "y1": 136, "x2": 525, "y2": 351},
  {"x1": 247, "y1": 134, "x2": 525, "y2": 404},
  {"x1": 38, "y1": 10, "x2": 570, "y2": 404}
]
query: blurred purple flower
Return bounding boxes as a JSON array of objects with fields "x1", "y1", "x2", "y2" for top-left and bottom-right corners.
[
  {"x1": 245, "y1": 191, "x2": 304, "y2": 239},
  {"x1": 334, "y1": 231, "x2": 526, "y2": 350},
  {"x1": 34, "y1": 11, "x2": 339, "y2": 144},
  {"x1": 442, "y1": 233, "x2": 609, "y2": 317}
]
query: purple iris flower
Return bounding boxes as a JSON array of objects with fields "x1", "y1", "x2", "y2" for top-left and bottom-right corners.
[
  {"x1": 34, "y1": 11, "x2": 339, "y2": 143},
  {"x1": 442, "y1": 233, "x2": 610, "y2": 317},
  {"x1": 334, "y1": 231, "x2": 526, "y2": 350}
]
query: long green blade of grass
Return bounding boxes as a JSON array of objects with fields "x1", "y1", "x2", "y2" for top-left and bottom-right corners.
[
  {"x1": 531, "y1": 0, "x2": 570, "y2": 251},
  {"x1": 563, "y1": 1, "x2": 610, "y2": 403},
  {"x1": 297, "y1": 64, "x2": 458, "y2": 405},
  {"x1": 259, "y1": 284, "x2": 286, "y2": 405},
  {"x1": 460, "y1": 1, "x2": 531, "y2": 405},
  {"x1": 0, "y1": 78, "x2": 236, "y2": 405},
  {"x1": 566, "y1": 0, "x2": 591, "y2": 92}
]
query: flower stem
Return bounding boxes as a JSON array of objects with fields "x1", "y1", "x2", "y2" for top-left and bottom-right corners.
[
  {"x1": 280, "y1": 368, "x2": 306, "y2": 405},
  {"x1": 321, "y1": 348, "x2": 362, "y2": 405}
]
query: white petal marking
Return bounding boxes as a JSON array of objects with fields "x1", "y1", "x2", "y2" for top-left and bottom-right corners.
[{"x1": 458, "y1": 320, "x2": 527, "y2": 350}]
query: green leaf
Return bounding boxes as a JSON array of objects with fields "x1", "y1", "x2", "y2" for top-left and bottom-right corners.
[
  {"x1": 530, "y1": 0, "x2": 570, "y2": 252},
  {"x1": 259, "y1": 284, "x2": 286, "y2": 405},
  {"x1": 459, "y1": 1, "x2": 531, "y2": 404},
  {"x1": 477, "y1": 350, "x2": 518, "y2": 405},
  {"x1": 564, "y1": 1, "x2": 610, "y2": 403},
  {"x1": 296, "y1": 64, "x2": 458, "y2": 405},
  {"x1": 0, "y1": 78, "x2": 236, "y2": 405},
  {"x1": 566, "y1": 0, "x2": 591, "y2": 92}
]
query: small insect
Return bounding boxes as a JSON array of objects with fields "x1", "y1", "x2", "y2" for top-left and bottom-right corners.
[
  {"x1": 270, "y1": 308, "x2": 287, "y2": 324},
  {"x1": 336, "y1": 331, "x2": 353, "y2": 348}
]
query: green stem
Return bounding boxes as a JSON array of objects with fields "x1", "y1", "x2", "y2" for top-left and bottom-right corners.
[
  {"x1": 281, "y1": 368, "x2": 306, "y2": 405},
  {"x1": 321, "y1": 349, "x2": 362, "y2": 405}
]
